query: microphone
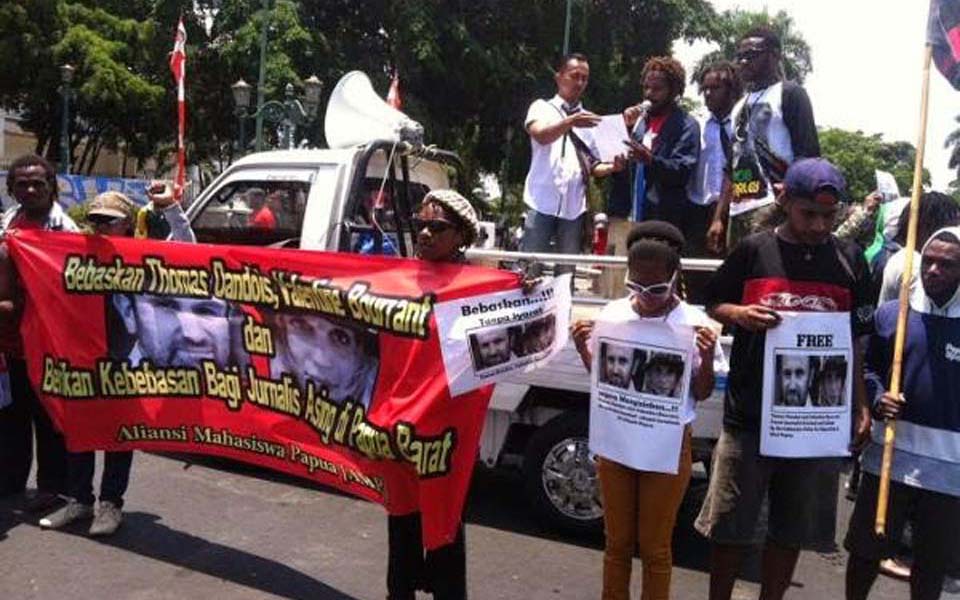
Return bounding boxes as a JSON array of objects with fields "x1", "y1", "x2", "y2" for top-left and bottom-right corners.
[{"x1": 630, "y1": 101, "x2": 652, "y2": 135}]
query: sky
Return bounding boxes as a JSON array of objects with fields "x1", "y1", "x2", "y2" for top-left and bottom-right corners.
[{"x1": 673, "y1": 0, "x2": 958, "y2": 191}]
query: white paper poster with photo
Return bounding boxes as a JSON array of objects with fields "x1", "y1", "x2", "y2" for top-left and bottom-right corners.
[
  {"x1": 761, "y1": 311, "x2": 853, "y2": 458},
  {"x1": 434, "y1": 274, "x2": 572, "y2": 396},
  {"x1": 589, "y1": 319, "x2": 694, "y2": 474}
]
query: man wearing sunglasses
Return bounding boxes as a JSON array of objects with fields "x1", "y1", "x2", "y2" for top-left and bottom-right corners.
[
  {"x1": 87, "y1": 184, "x2": 195, "y2": 242},
  {"x1": 706, "y1": 27, "x2": 821, "y2": 256},
  {"x1": 0, "y1": 154, "x2": 78, "y2": 512}
]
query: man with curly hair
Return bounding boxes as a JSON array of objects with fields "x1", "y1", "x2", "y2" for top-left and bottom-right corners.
[{"x1": 624, "y1": 56, "x2": 701, "y2": 254}]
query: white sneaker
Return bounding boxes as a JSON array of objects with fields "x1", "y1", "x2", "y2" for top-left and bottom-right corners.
[
  {"x1": 38, "y1": 499, "x2": 93, "y2": 529},
  {"x1": 89, "y1": 501, "x2": 123, "y2": 536},
  {"x1": 944, "y1": 576, "x2": 960, "y2": 595}
]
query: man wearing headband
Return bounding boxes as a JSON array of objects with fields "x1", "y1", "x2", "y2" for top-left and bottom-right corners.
[{"x1": 697, "y1": 158, "x2": 874, "y2": 600}]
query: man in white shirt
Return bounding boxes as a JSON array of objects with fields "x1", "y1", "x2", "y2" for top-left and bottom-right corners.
[
  {"x1": 689, "y1": 62, "x2": 740, "y2": 256},
  {"x1": 522, "y1": 53, "x2": 627, "y2": 276}
]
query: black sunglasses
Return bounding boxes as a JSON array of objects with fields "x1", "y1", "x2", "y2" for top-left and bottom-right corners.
[
  {"x1": 88, "y1": 214, "x2": 126, "y2": 226},
  {"x1": 735, "y1": 48, "x2": 767, "y2": 62},
  {"x1": 413, "y1": 218, "x2": 455, "y2": 234}
]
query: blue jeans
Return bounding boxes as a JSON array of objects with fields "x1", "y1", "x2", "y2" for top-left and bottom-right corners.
[
  {"x1": 520, "y1": 208, "x2": 584, "y2": 278},
  {"x1": 68, "y1": 451, "x2": 133, "y2": 508}
]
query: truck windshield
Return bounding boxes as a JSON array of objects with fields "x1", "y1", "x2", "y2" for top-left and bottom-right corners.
[{"x1": 192, "y1": 180, "x2": 310, "y2": 247}]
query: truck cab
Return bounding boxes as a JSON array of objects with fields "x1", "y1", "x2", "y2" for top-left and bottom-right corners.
[{"x1": 185, "y1": 72, "x2": 725, "y2": 535}]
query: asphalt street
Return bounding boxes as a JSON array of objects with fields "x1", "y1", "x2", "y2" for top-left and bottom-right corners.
[{"x1": 0, "y1": 453, "x2": 913, "y2": 599}]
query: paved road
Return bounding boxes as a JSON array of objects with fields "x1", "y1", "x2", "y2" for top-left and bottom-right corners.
[{"x1": 0, "y1": 453, "x2": 911, "y2": 599}]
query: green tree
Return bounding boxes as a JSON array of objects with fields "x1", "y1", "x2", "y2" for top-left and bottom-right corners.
[
  {"x1": 819, "y1": 128, "x2": 929, "y2": 202},
  {"x1": 692, "y1": 8, "x2": 812, "y2": 85},
  {"x1": 946, "y1": 114, "x2": 960, "y2": 186}
]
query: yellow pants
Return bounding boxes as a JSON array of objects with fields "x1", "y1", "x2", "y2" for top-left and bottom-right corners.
[{"x1": 597, "y1": 428, "x2": 692, "y2": 600}]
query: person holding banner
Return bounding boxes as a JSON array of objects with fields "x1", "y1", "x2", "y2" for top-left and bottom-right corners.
[
  {"x1": 572, "y1": 220, "x2": 721, "y2": 600},
  {"x1": 0, "y1": 154, "x2": 77, "y2": 511},
  {"x1": 844, "y1": 226, "x2": 960, "y2": 600},
  {"x1": 387, "y1": 189, "x2": 481, "y2": 600},
  {"x1": 39, "y1": 187, "x2": 195, "y2": 535},
  {"x1": 695, "y1": 158, "x2": 874, "y2": 600}
]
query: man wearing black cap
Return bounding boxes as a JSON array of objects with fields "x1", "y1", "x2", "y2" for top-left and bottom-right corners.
[{"x1": 696, "y1": 158, "x2": 874, "y2": 600}]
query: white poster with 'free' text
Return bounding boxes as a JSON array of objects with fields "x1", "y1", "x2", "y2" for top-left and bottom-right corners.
[{"x1": 761, "y1": 311, "x2": 852, "y2": 458}]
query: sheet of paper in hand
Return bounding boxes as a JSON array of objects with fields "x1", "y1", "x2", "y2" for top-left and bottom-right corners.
[
  {"x1": 434, "y1": 274, "x2": 572, "y2": 396},
  {"x1": 761, "y1": 311, "x2": 853, "y2": 457},
  {"x1": 589, "y1": 318, "x2": 694, "y2": 474},
  {"x1": 580, "y1": 114, "x2": 630, "y2": 163}
]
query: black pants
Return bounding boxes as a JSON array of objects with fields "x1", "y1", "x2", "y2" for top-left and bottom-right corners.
[
  {"x1": 68, "y1": 451, "x2": 133, "y2": 508},
  {"x1": 387, "y1": 512, "x2": 466, "y2": 600},
  {"x1": 0, "y1": 359, "x2": 67, "y2": 496},
  {"x1": 644, "y1": 199, "x2": 714, "y2": 257}
]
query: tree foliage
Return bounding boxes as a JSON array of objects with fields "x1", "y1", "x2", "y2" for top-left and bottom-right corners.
[
  {"x1": 692, "y1": 8, "x2": 812, "y2": 85},
  {"x1": 0, "y1": 0, "x2": 717, "y2": 187},
  {"x1": 819, "y1": 127, "x2": 929, "y2": 202}
]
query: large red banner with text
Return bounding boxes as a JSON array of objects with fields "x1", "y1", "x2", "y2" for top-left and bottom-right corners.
[{"x1": 7, "y1": 230, "x2": 518, "y2": 548}]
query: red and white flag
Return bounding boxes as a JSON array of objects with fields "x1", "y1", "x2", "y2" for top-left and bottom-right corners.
[
  {"x1": 170, "y1": 18, "x2": 187, "y2": 200},
  {"x1": 386, "y1": 70, "x2": 402, "y2": 110}
]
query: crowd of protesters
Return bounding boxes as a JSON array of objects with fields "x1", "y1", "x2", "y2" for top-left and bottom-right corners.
[
  {"x1": 524, "y1": 24, "x2": 960, "y2": 600},
  {"x1": 0, "y1": 22, "x2": 958, "y2": 600}
]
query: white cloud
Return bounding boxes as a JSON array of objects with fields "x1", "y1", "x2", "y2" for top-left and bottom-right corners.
[{"x1": 674, "y1": 0, "x2": 957, "y2": 190}]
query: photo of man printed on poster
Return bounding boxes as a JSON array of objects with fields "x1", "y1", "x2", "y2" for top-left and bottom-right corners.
[
  {"x1": 599, "y1": 342, "x2": 638, "y2": 390},
  {"x1": 774, "y1": 353, "x2": 815, "y2": 407},
  {"x1": 813, "y1": 355, "x2": 847, "y2": 407},
  {"x1": 264, "y1": 311, "x2": 379, "y2": 409},
  {"x1": 637, "y1": 351, "x2": 685, "y2": 400},
  {"x1": 515, "y1": 314, "x2": 556, "y2": 357},
  {"x1": 106, "y1": 294, "x2": 244, "y2": 368},
  {"x1": 468, "y1": 325, "x2": 520, "y2": 371}
]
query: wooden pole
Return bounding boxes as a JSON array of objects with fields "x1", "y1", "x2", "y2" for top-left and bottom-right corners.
[{"x1": 875, "y1": 44, "x2": 934, "y2": 536}]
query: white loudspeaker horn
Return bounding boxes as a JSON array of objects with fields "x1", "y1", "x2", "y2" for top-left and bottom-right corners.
[{"x1": 324, "y1": 71, "x2": 424, "y2": 149}]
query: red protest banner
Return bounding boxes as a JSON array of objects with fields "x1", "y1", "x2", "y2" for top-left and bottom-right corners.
[{"x1": 6, "y1": 230, "x2": 518, "y2": 548}]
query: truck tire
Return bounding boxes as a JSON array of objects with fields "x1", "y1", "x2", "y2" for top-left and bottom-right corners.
[{"x1": 522, "y1": 410, "x2": 603, "y2": 535}]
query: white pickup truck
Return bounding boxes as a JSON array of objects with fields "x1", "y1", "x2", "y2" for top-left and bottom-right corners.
[{"x1": 184, "y1": 144, "x2": 727, "y2": 534}]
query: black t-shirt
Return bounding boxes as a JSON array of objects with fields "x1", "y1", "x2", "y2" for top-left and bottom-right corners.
[{"x1": 705, "y1": 231, "x2": 875, "y2": 432}]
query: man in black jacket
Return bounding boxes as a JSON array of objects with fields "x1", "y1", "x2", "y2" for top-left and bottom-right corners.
[{"x1": 625, "y1": 56, "x2": 701, "y2": 254}]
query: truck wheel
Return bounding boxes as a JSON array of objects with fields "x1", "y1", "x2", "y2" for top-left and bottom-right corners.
[{"x1": 522, "y1": 410, "x2": 603, "y2": 535}]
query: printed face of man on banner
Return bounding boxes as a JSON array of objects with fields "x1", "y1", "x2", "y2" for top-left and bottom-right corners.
[
  {"x1": 470, "y1": 327, "x2": 512, "y2": 370},
  {"x1": 109, "y1": 294, "x2": 236, "y2": 367},
  {"x1": 601, "y1": 343, "x2": 635, "y2": 389},
  {"x1": 517, "y1": 314, "x2": 556, "y2": 357},
  {"x1": 813, "y1": 356, "x2": 847, "y2": 407},
  {"x1": 268, "y1": 312, "x2": 379, "y2": 408},
  {"x1": 775, "y1": 354, "x2": 813, "y2": 407}
]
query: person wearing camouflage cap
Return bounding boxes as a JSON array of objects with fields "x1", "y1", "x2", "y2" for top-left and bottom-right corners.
[{"x1": 413, "y1": 189, "x2": 479, "y2": 262}]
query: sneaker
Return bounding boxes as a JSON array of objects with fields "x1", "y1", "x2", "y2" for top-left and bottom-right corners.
[
  {"x1": 38, "y1": 499, "x2": 93, "y2": 529},
  {"x1": 879, "y1": 557, "x2": 912, "y2": 580},
  {"x1": 944, "y1": 575, "x2": 960, "y2": 595},
  {"x1": 89, "y1": 501, "x2": 123, "y2": 536}
]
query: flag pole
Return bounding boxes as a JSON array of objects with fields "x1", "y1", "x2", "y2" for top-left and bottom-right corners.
[{"x1": 875, "y1": 44, "x2": 934, "y2": 536}]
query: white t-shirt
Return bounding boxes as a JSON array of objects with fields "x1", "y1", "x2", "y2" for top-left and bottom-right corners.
[
  {"x1": 730, "y1": 81, "x2": 794, "y2": 167},
  {"x1": 591, "y1": 298, "x2": 727, "y2": 425},
  {"x1": 522, "y1": 95, "x2": 597, "y2": 220}
]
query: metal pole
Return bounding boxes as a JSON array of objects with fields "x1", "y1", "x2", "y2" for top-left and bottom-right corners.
[
  {"x1": 562, "y1": 0, "x2": 573, "y2": 55},
  {"x1": 254, "y1": 0, "x2": 271, "y2": 151},
  {"x1": 238, "y1": 115, "x2": 246, "y2": 157},
  {"x1": 60, "y1": 85, "x2": 70, "y2": 174}
]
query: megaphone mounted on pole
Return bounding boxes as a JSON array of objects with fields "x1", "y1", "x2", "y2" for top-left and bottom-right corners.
[{"x1": 324, "y1": 71, "x2": 424, "y2": 149}]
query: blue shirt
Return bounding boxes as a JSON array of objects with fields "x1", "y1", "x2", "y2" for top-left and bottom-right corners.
[{"x1": 861, "y1": 300, "x2": 960, "y2": 497}]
